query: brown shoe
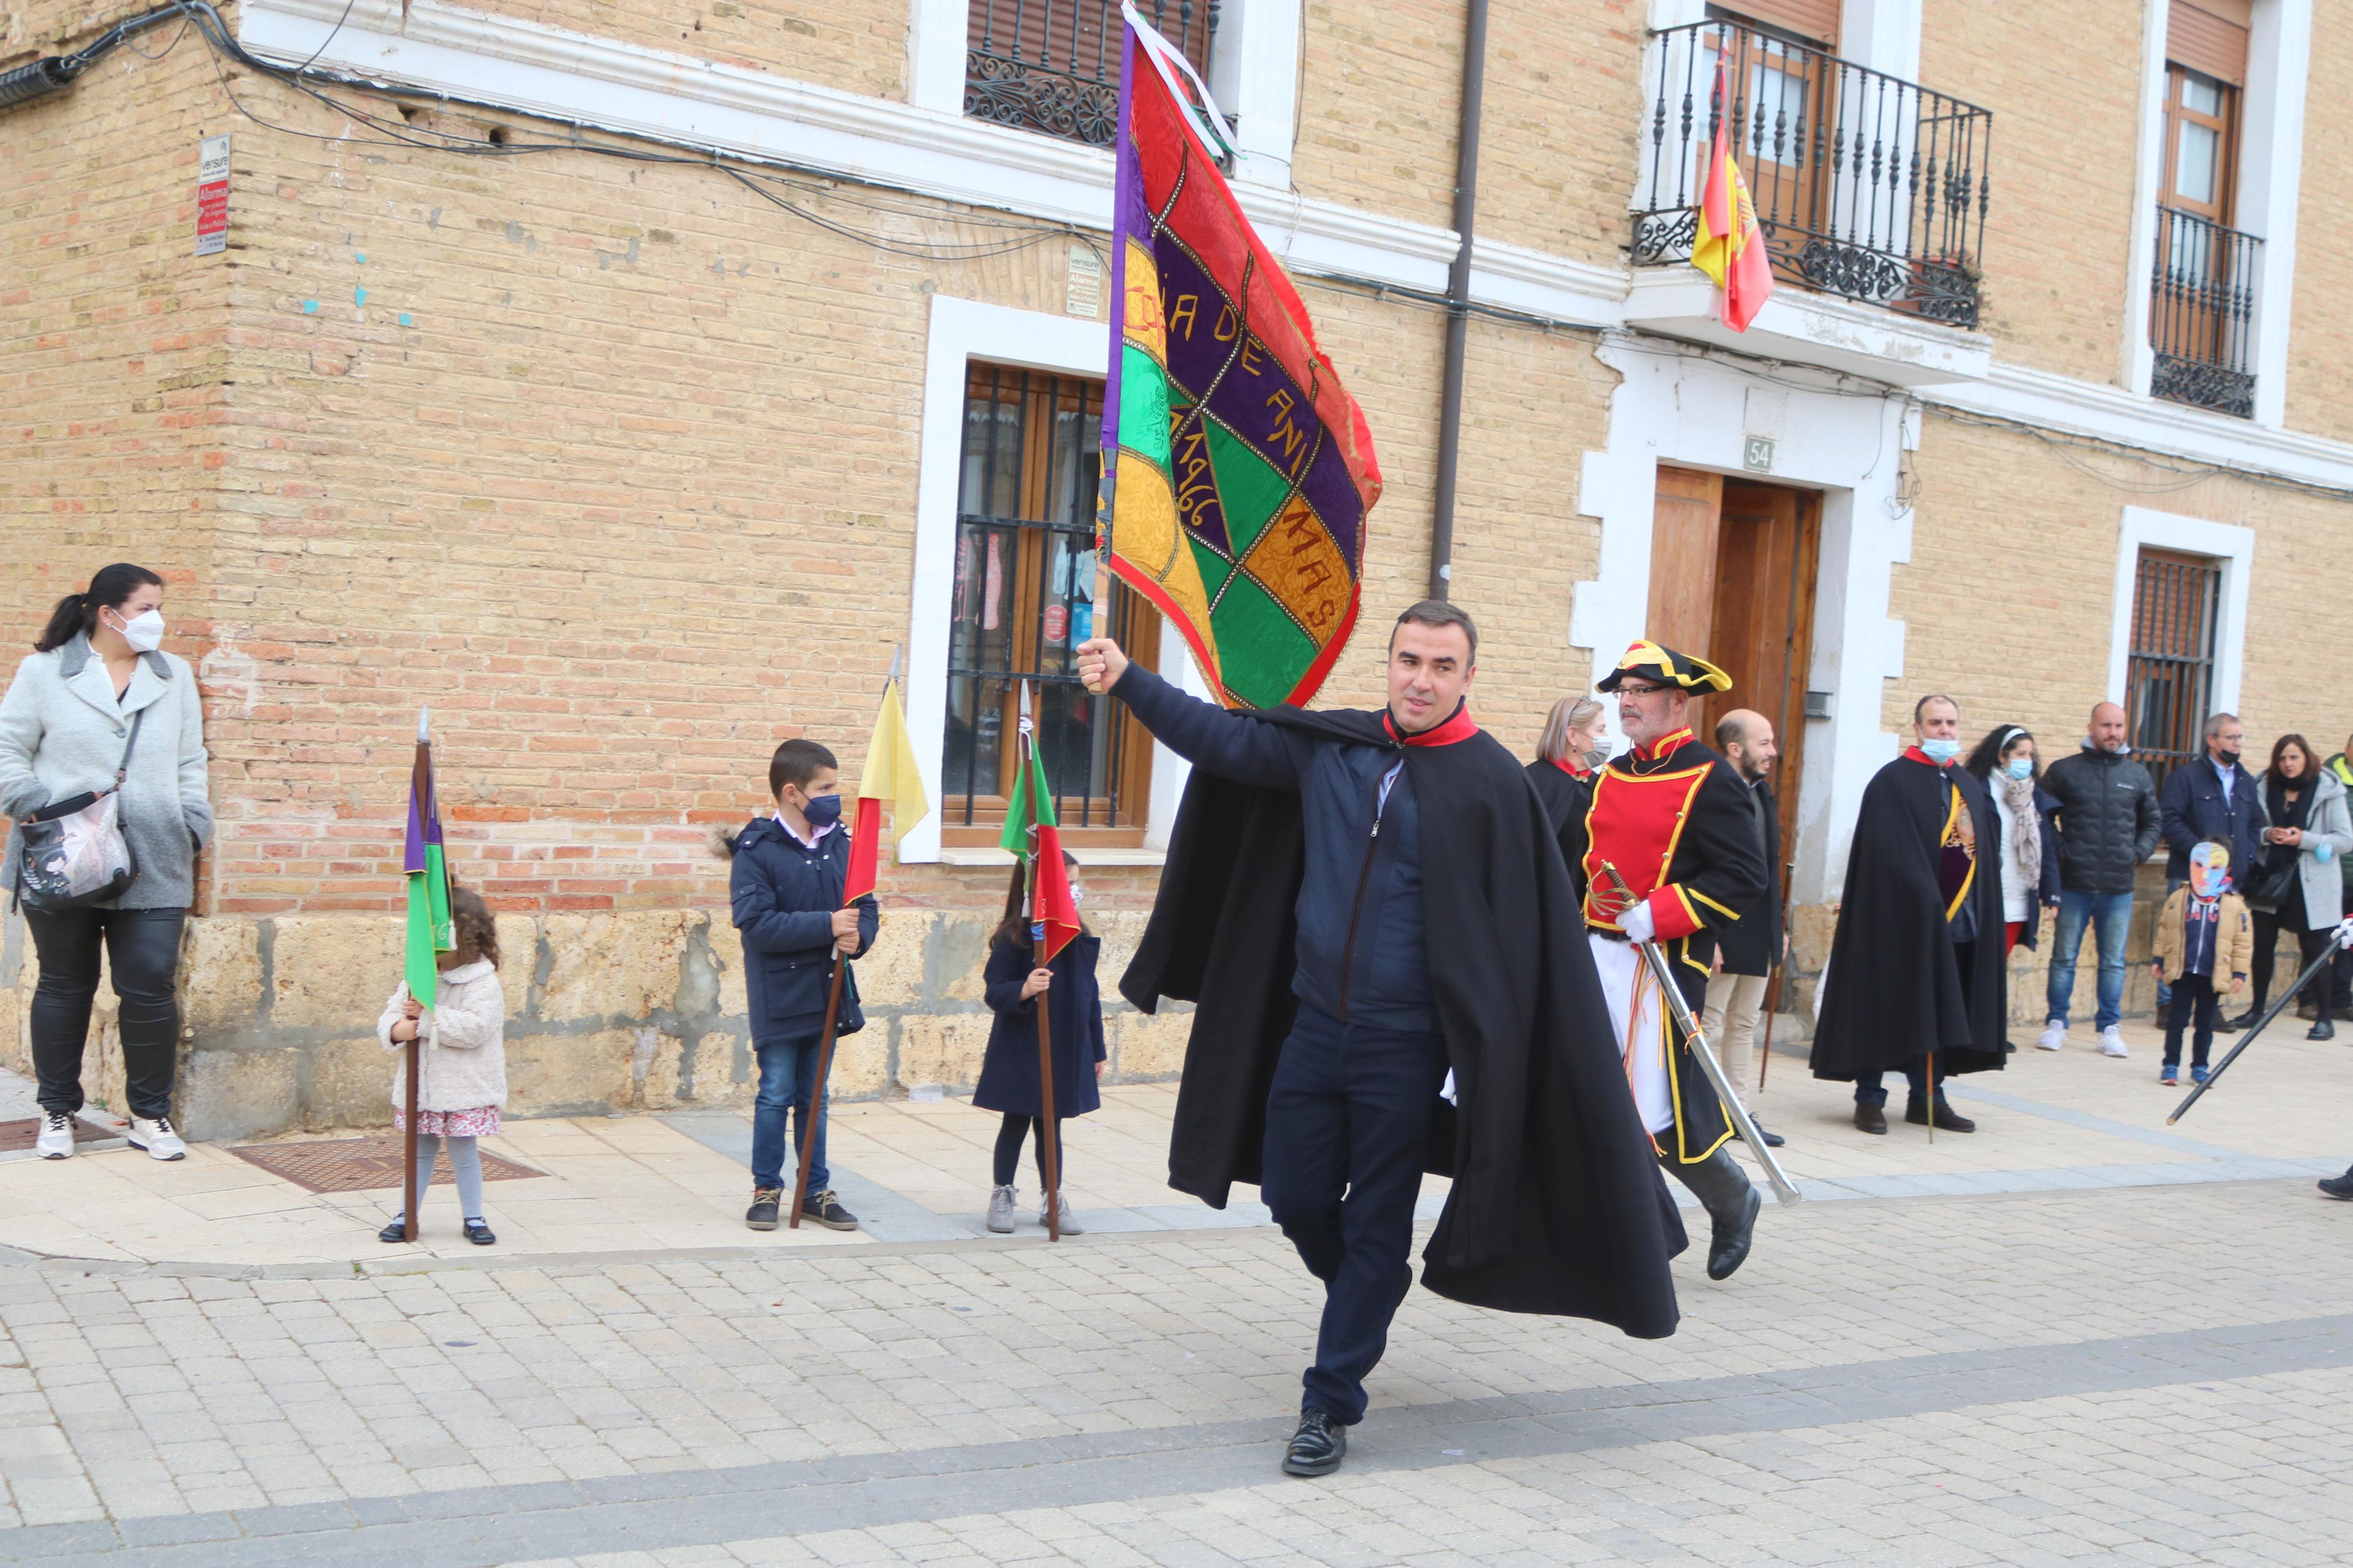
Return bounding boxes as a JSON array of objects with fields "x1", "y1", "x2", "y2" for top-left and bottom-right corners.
[{"x1": 1854, "y1": 1102, "x2": 1887, "y2": 1135}]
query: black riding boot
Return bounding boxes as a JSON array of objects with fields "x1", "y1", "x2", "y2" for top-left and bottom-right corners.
[{"x1": 1662, "y1": 1145, "x2": 1762, "y2": 1281}]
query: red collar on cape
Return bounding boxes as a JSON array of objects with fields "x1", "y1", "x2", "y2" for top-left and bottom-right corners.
[
  {"x1": 1630, "y1": 726, "x2": 1694, "y2": 764},
  {"x1": 1902, "y1": 745, "x2": 1956, "y2": 769},
  {"x1": 1548, "y1": 755, "x2": 1589, "y2": 779},
  {"x1": 1384, "y1": 703, "x2": 1479, "y2": 747}
]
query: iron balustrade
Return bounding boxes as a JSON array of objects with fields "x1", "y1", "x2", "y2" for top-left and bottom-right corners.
[
  {"x1": 1631, "y1": 19, "x2": 1992, "y2": 327},
  {"x1": 964, "y1": 0, "x2": 1218, "y2": 150},
  {"x1": 2149, "y1": 206, "x2": 2261, "y2": 418},
  {"x1": 2125, "y1": 549, "x2": 2223, "y2": 798}
]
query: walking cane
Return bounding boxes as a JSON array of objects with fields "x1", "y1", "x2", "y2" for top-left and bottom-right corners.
[
  {"x1": 2169, "y1": 917, "x2": 2353, "y2": 1124},
  {"x1": 1031, "y1": 849, "x2": 1063, "y2": 1243},
  {"x1": 787, "y1": 956, "x2": 847, "y2": 1229},
  {"x1": 403, "y1": 1036, "x2": 421, "y2": 1243}
]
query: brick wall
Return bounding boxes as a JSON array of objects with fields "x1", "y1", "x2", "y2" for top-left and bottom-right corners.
[
  {"x1": 1921, "y1": 0, "x2": 2145, "y2": 385},
  {"x1": 1289, "y1": 0, "x2": 1465, "y2": 230},
  {"x1": 463, "y1": 0, "x2": 908, "y2": 100},
  {"x1": 2284, "y1": 9, "x2": 2353, "y2": 443},
  {"x1": 1472, "y1": 0, "x2": 1647, "y2": 275}
]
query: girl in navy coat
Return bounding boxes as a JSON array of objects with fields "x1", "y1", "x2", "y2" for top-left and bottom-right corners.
[{"x1": 975, "y1": 853, "x2": 1106, "y2": 1235}]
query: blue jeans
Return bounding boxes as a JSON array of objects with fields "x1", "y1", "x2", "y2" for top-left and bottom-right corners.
[
  {"x1": 2046, "y1": 890, "x2": 2136, "y2": 1032},
  {"x1": 1852, "y1": 1063, "x2": 1932, "y2": 1108},
  {"x1": 750, "y1": 1033, "x2": 829, "y2": 1193},
  {"x1": 1258, "y1": 1004, "x2": 1448, "y2": 1426}
]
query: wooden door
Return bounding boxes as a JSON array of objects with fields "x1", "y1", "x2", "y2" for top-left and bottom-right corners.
[
  {"x1": 1708, "y1": 480, "x2": 1819, "y2": 881},
  {"x1": 1649, "y1": 464, "x2": 1724, "y2": 664}
]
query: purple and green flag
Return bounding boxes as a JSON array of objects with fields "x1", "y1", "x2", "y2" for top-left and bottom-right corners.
[
  {"x1": 403, "y1": 708, "x2": 453, "y2": 1005},
  {"x1": 1099, "y1": 8, "x2": 1383, "y2": 710}
]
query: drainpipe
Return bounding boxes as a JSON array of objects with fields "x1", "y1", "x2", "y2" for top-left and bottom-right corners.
[{"x1": 1427, "y1": 0, "x2": 1490, "y2": 602}]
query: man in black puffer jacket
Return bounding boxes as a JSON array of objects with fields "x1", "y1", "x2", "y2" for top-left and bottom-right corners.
[{"x1": 2038, "y1": 702, "x2": 2159, "y2": 1058}]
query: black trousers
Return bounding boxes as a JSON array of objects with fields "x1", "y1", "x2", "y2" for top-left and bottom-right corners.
[
  {"x1": 2249, "y1": 906, "x2": 2333, "y2": 1015},
  {"x1": 24, "y1": 905, "x2": 185, "y2": 1121},
  {"x1": 1258, "y1": 1003, "x2": 1448, "y2": 1427},
  {"x1": 2163, "y1": 972, "x2": 2220, "y2": 1068},
  {"x1": 992, "y1": 1113, "x2": 1064, "y2": 1189}
]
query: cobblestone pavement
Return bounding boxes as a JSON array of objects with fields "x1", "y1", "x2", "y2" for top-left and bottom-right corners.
[{"x1": 3, "y1": 1167, "x2": 2352, "y2": 1567}]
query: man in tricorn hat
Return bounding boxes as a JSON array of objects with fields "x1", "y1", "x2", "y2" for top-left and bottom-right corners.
[{"x1": 1585, "y1": 639, "x2": 1770, "y2": 1280}]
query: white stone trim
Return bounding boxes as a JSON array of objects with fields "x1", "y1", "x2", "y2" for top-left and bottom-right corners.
[
  {"x1": 2121, "y1": 0, "x2": 2173, "y2": 396},
  {"x1": 2103, "y1": 509, "x2": 2254, "y2": 723},
  {"x1": 900, "y1": 295, "x2": 1188, "y2": 865},
  {"x1": 233, "y1": 0, "x2": 2353, "y2": 489},
  {"x1": 906, "y1": 0, "x2": 968, "y2": 115},
  {"x1": 1573, "y1": 336, "x2": 1914, "y2": 904},
  {"x1": 1212, "y1": 0, "x2": 1303, "y2": 191},
  {"x1": 2238, "y1": 0, "x2": 2311, "y2": 429}
]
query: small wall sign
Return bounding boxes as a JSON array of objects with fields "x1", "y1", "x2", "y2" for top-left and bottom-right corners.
[{"x1": 195, "y1": 135, "x2": 230, "y2": 257}]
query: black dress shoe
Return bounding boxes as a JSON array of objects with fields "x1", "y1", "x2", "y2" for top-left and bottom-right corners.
[
  {"x1": 2320, "y1": 1167, "x2": 2353, "y2": 1200},
  {"x1": 1753, "y1": 1121, "x2": 1786, "y2": 1148},
  {"x1": 1282, "y1": 1407, "x2": 1347, "y2": 1477},
  {"x1": 1708, "y1": 1184, "x2": 1762, "y2": 1281},
  {"x1": 1853, "y1": 1102, "x2": 1887, "y2": 1135},
  {"x1": 1904, "y1": 1100, "x2": 1977, "y2": 1133},
  {"x1": 378, "y1": 1218, "x2": 412, "y2": 1243},
  {"x1": 463, "y1": 1219, "x2": 496, "y2": 1246},
  {"x1": 2215, "y1": 1011, "x2": 2246, "y2": 1034},
  {"x1": 2308, "y1": 1018, "x2": 2336, "y2": 1041}
]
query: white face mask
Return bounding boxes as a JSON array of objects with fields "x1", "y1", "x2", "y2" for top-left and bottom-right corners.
[
  {"x1": 1069, "y1": 887, "x2": 1084, "y2": 908},
  {"x1": 108, "y1": 607, "x2": 165, "y2": 654}
]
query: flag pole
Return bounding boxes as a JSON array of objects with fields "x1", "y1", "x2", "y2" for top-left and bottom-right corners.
[
  {"x1": 1017, "y1": 682, "x2": 1064, "y2": 1242},
  {"x1": 406, "y1": 706, "x2": 431, "y2": 1243}
]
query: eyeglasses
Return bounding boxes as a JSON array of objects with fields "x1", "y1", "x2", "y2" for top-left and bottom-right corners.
[{"x1": 1616, "y1": 682, "x2": 1671, "y2": 697}]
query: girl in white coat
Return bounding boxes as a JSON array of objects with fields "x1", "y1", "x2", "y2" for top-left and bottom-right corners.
[{"x1": 377, "y1": 886, "x2": 509, "y2": 1244}]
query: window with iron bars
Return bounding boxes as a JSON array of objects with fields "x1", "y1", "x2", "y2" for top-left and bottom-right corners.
[
  {"x1": 2125, "y1": 547, "x2": 2223, "y2": 797},
  {"x1": 944, "y1": 362, "x2": 1162, "y2": 845},
  {"x1": 964, "y1": 1, "x2": 1218, "y2": 150}
]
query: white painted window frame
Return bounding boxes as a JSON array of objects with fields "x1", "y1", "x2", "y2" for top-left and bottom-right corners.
[
  {"x1": 900, "y1": 294, "x2": 1190, "y2": 865},
  {"x1": 909, "y1": 0, "x2": 1299, "y2": 189},
  {"x1": 2102, "y1": 507, "x2": 2253, "y2": 727},
  {"x1": 2122, "y1": 0, "x2": 2308, "y2": 426}
]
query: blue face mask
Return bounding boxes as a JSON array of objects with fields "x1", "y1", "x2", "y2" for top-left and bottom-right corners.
[
  {"x1": 2006, "y1": 757, "x2": 2033, "y2": 780},
  {"x1": 797, "y1": 791, "x2": 844, "y2": 829},
  {"x1": 1920, "y1": 738, "x2": 1961, "y2": 764}
]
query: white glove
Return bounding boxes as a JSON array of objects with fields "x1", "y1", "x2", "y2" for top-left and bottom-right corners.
[
  {"x1": 1620, "y1": 899, "x2": 1656, "y2": 945},
  {"x1": 2336, "y1": 916, "x2": 2353, "y2": 952},
  {"x1": 1439, "y1": 1069, "x2": 1457, "y2": 1105}
]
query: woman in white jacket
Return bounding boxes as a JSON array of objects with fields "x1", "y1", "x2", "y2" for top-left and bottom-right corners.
[
  {"x1": 0, "y1": 564, "x2": 212, "y2": 1161},
  {"x1": 2249, "y1": 734, "x2": 2353, "y2": 1041},
  {"x1": 377, "y1": 885, "x2": 510, "y2": 1244}
]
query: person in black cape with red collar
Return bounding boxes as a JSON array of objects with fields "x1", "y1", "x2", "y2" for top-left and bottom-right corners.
[
  {"x1": 1077, "y1": 602, "x2": 1683, "y2": 1481},
  {"x1": 1581, "y1": 642, "x2": 1771, "y2": 1282},
  {"x1": 1527, "y1": 694, "x2": 1610, "y2": 900},
  {"x1": 1809, "y1": 693, "x2": 2010, "y2": 1133}
]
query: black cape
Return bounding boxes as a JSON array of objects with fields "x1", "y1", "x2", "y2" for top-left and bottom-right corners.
[
  {"x1": 1809, "y1": 755, "x2": 2010, "y2": 1079},
  {"x1": 1123, "y1": 705, "x2": 1684, "y2": 1338},
  {"x1": 1525, "y1": 758, "x2": 1593, "y2": 902}
]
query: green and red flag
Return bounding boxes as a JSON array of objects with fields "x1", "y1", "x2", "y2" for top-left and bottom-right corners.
[
  {"x1": 998, "y1": 684, "x2": 1080, "y2": 963},
  {"x1": 402, "y1": 708, "x2": 454, "y2": 1004},
  {"x1": 1099, "y1": 5, "x2": 1382, "y2": 710}
]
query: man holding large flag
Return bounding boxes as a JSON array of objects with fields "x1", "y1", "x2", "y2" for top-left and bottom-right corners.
[{"x1": 1080, "y1": 604, "x2": 1683, "y2": 1480}]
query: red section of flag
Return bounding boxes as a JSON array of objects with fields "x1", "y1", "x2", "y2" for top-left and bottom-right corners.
[
  {"x1": 1030, "y1": 824, "x2": 1081, "y2": 963},
  {"x1": 842, "y1": 795, "x2": 881, "y2": 907}
]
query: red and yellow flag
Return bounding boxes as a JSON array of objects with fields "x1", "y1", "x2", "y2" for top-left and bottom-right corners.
[
  {"x1": 1691, "y1": 63, "x2": 1775, "y2": 332},
  {"x1": 842, "y1": 675, "x2": 929, "y2": 906}
]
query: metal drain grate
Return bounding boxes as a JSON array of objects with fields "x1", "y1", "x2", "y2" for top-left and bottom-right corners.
[
  {"x1": 229, "y1": 1136, "x2": 544, "y2": 1194},
  {"x1": 0, "y1": 1117, "x2": 118, "y2": 1154}
]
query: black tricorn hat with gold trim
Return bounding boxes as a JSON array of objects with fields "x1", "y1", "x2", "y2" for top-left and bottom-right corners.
[{"x1": 1596, "y1": 638, "x2": 1733, "y2": 694}]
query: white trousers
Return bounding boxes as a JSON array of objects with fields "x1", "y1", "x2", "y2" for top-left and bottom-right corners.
[{"x1": 1589, "y1": 933, "x2": 1675, "y2": 1136}]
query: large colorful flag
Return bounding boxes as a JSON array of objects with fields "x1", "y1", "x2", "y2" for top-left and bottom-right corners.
[
  {"x1": 1691, "y1": 61, "x2": 1776, "y2": 332},
  {"x1": 998, "y1": 685, "x2": 1080, "y2": 963},
  {"x1": 402, "y1": 708, "x2": 453, "y2": 1005},
  {"x1": 843, "y1": 671, "x2": 930, "y2": 906},
  {"x1": 1099, "y1": 6, "x2": 1382, "y2": 710}
]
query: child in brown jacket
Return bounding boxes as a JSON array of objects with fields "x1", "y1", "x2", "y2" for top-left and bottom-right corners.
[{"x1": 2151, "y1": 841, "x2": 2252, "y2": 1087}]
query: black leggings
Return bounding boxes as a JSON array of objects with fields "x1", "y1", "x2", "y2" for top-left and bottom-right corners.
[
  {"x1": 24, "y1": 905, "x2": 185, "y2": 1121},
  {"x1": 992, "y1": 1114, "x2": 1065, "y2": 1189}
]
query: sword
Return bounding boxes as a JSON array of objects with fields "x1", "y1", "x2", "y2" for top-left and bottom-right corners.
[
  {"x1": 2169, "y1": 915, "x2": 2353, "y2": 1124},
  {"x1": 1599, "y1": 861, "x2": 1802, "y2": 1204}
]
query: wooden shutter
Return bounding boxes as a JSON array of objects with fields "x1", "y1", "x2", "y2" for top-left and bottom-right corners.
[
  {"x1": 1715, "y1": 0, "x2": 1841, "y2": 47},
  {"x1": 2169, "y1": 0, "x2": 2249, "y2": 85}
]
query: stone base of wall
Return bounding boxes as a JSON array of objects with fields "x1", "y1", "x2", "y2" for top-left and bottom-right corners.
[{"x1": 0, "y1": 906, "x2": 1189, "y2": 1141}]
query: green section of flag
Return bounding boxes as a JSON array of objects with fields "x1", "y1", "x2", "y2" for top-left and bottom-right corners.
[
  {"x1": 404, "y1": 843, "x2": 452, "y2": 1004},
  {"x1": 1210, "y1": 575, "x2": 1320, "y2": 709},
  {"x1": 1117, "y1": 344, "x2": 1173, "y2": 465},
  {"x1": 1202, "y1": 422, "x2": 1291, "y2": 557},
  {"x1": 998, "y1": 743, "x2": 1060, "y2": 855}
]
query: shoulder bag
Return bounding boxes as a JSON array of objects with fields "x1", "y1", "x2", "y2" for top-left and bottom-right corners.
[{"x1": 12, "y1": 707, "x2": 147, "y2": 912}]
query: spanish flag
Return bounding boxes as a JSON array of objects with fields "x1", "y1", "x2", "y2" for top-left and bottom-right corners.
[
  {"x1": 1691, "y1": 62, "x2": 1775, "y2": 333},
  {"x1": 841, "y1": 675, "x2": 929, "y2": 906}
]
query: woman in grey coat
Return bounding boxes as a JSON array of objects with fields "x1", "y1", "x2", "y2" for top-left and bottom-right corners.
[
  {"x1": 2242, "y1": 734, "x2": 2352, "y2": 1041},
  {"x1": 0, "y1": 564, "x2": 212, "y2": 1160}
]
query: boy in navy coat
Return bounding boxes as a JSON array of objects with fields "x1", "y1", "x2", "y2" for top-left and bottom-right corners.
[{"x1": 719, "y1": 738, "x2": 878, "y2": 1231}]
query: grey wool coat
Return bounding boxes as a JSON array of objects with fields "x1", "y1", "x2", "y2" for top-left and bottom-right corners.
[{"x1": 0, "y1": 635, "x2": 214, "y2": 910}]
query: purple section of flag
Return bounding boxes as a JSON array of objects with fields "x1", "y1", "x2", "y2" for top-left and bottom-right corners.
[{"x1": 402, "y1": 742, "x2": 442, "y2": 873}]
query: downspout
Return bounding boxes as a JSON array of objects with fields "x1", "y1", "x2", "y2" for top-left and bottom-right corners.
[{"x1": 1427, "y1": 0, "x2": 1490, "y2": 601}]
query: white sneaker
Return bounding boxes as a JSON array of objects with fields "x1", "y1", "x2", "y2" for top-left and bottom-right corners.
[
  {"x1": 34, "y1": 1113, "x2": 75, "y2": 1160},
  {"x1": 127, "y1": 1116, "x2": 187, "y2": 1160},
  {"x1": 1040, "y1": 1194, "x2": 1083, "y2": 1235},
  {"x1": 2035, "y1": 1023, "x2": 2066, "y2": 1051},
  {"x1": 986, "y1": 1184, "x2": 1017, "y2": 1235},
  {"x1": 2098, "y1": 1027, "x2": 2130, "y2": 1059}
]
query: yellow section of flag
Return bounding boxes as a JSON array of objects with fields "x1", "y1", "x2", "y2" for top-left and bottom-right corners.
[{"x1": 858, "y1": 678, "x2": 930, "y2": 840}]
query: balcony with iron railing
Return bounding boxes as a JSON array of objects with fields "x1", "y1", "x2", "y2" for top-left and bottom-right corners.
[
  {"x1": 2149, "y1": 205, "x2": 2260, "y2": 418},
  {"x1": 963, "y1": 0, "x2": 1218, "y2": 150},
  {"x1": 1630, "y1": 19, "x2": 1993, "y2": 329}
]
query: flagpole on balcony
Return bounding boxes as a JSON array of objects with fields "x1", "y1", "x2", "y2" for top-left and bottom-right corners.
[{"x1": 1426, "y1": 0, "x2": 1489, "y2": 602}]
